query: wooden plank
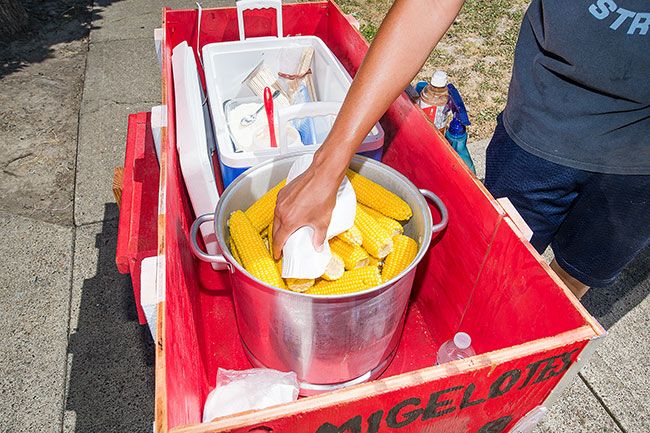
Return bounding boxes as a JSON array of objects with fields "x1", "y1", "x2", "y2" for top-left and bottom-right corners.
[
  {"x1": 157, "y1": 3, "x2": 602, "y2": 432},
  {"x1": 113, "y1": 166, "x2": 124, "y2": 208},
  {"x1": 115, "y1": 112, "x2": 160, "y2": 325},
  {"x1": 174, "y1": 328, "x2": 596, "y2": 433},
  {"x1": 460, "y1": 217, "x2": 604, "y2": 354}
]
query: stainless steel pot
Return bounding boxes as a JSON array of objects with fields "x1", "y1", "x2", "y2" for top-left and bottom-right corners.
[{"x1": 190, "y1": 153, "x2": 448, "y2": 395}]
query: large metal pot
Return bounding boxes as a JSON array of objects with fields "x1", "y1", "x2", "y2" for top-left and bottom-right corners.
[{"x1": 190, "y1": 153, "x2": 447, "y2": 395}]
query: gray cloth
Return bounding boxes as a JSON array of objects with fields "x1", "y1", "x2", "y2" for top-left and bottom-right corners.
[{"x1": 503, "y1": 0, "x2": 650, "y2": 175}]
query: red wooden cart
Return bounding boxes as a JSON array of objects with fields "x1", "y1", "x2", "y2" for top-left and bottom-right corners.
[{"x1": 116, "y1": 2, "x2": 606, "y2": 432}]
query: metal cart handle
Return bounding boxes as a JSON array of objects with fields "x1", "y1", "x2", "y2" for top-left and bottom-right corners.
[
  {"x1": 190, "y1": 213, "x2": 231, "y2": 270},
  {"x1": 419, "y1": 189, "x2": 449, "y2": 234},
  {"x1": 237, "y1": 0, "x2": 284, "y2": 41}
]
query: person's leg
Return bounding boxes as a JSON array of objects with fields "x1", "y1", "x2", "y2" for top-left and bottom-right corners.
[
  {"x1": 550, "y1": 259, "x2": 589, "y2": 299},
  {"x1": 550, "y1": 171, "x2": 650, "y2": 295},
  {"x1": 484, "y1": 114, "x2": 587, "y2": 253}
]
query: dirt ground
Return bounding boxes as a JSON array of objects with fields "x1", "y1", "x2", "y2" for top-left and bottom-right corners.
[
  {"x1": 0, "y1": 0, "x2": 91, "y2": 226},
  {"x1": 336, "y1": 0, "x2": 530, "y2": 140}
]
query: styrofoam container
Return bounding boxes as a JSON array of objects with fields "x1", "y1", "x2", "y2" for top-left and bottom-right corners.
[{"x1": 202, "y1": 17, "x2": 384, "y2": 186}]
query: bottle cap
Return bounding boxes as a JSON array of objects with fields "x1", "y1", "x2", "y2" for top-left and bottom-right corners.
[
  {"x1": 447, "y1": 118, "x2": 465, "y2": 137},
  {"x1": 431, "y1": 70, "x2": 448, "y2": 87},
  {"x1": 454, "y1": 332, "x2": 472, "y2": 349}
]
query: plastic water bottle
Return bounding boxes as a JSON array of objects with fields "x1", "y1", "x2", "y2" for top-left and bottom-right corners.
[
  {"x1": 436, "y1": 332, "x2": 476, "y2": 364},
  {"x1": 419, "y1": 70, "x2": 449, "y2": 134}
]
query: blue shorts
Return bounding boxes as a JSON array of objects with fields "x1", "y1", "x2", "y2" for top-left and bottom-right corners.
[{"x1": 485, "y1": 115, "x2": 650, "y2": 287}]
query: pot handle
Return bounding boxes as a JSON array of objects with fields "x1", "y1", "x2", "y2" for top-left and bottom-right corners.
[
  {"x1": 190, "y1": 213, "x2": 230, "y2": 269},
  {"x1": 419, "y1": 189, "x2": 449, "y2": 234}
]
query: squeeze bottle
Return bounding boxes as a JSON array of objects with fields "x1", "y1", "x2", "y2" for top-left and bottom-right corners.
[{"x1": 445, "y1": 83, "x2": 476, "y2": 174}]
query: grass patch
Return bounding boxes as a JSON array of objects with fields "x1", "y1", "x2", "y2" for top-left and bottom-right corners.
[{"x1": 306, "y1": 0, "x2": 530, "y2": 141}]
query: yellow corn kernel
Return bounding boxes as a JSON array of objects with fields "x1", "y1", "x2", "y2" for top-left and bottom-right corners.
[
  {"x1": 267, "y1": 219, "x2": 275, "y2": 256},
  {"x1": 346, "y1": 170, "x2": 412, "y2": 220},
  {"x1": 286, "y1": 278, "x2": 315, "y2": 292},
  {"x1": 359, "y1": 204, "x2": 403, "y2": 237},
  {"x1": 229, "y1": 210, "x2": 285, "y2": 289},
  {"x1": 229, "y1": 238, "x2": 242, "y2": 265},
  {"x1": 244, "y1": 180, "x2": 286, "y2": 233},
  {"x1": 368, "y1": 256, "x2": 383, "y2": 268},
  {"x1": 355, "y1": 205, "x2": 394, "y2": 259},
  {"x1": 337, "y1": 225, "x2": 363, "y2": 246},
  {"x1": 382, "y1": 235, "x2": 418, "y2": 282},
  {"x1": 321, "y1": 253, "x2": 344, "y2": 281},
  {"x1": 307, "y1": 266, "x2": 382, "y2": 295},
  {"x1": 329, "y1": 237, "x2": 369, "y2": 270}
]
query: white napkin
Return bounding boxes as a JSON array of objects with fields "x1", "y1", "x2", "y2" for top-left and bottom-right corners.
[{"x1": 281, "y1": 154, "x2": 356, "y2": 279}]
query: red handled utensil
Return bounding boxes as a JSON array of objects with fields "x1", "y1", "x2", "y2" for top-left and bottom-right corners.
[{"x1": 264, "y1": 86, "x2": 278, "y2": 148}]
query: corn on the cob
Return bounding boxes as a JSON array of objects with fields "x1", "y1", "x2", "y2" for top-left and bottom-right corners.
[
  {"x1": 307, "y1": 266, "x2": 382, "y2": 295},
  {"x1": 244, "y1": 180, "x2": 286, "y2": 232},
  {"x1": 321, "y1": 253, "x2": 344, "y2": 281},
  {"x1": 286, "y1": 277, "x2": 315, "y2": 292},
  {"x1": 382, "y1": 235, "x2": 418, "y2": 282},
  {"x1": 273, "y1": 258, "x2": 314, "y2": 292},
  {"x1": 329, "y1": 237, "x2": 369, "y2": 270},
  {"x1": 229, "y1": 238, "x2": 242, "y2": 265},
  {"x1": 229, "y1": 210, "x2": 285, "y2": 288},
  {"x1": 355, "y1": 205, "x2": 394, "y2": 259},
  {"x1": 346, "y1": 170, "x2": 412, "y2": 220},
  {"x1": 368, "y1": 256, "x2": 383, "y2": 268},
  {"x1": 337, "y1": 225, "x2": 363, "y2": 246},
  {"x1": 360, "y1": 204, "x2": 403, "y2": 237},
  {"x1": 267, "y1": 219, "x2": 275, "y2": 256}
]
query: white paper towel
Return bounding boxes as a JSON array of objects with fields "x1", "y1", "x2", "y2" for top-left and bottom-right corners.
[{"x1": 281, "y1": 154, "x2": 356, "y2": 279}]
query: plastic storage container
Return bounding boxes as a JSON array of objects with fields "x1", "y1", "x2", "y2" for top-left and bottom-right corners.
[{"x1": 202, "y1": 0, "x2": 385, "y2": 186}]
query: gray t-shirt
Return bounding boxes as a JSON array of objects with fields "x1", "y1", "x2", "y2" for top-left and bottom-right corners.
[{"x1": 503, "y1": 0, "x2": 650, "y2": 175}]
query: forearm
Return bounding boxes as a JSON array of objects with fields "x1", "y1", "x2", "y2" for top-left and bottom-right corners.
[{"x1": 315, "y1": 0, "x2": 465, "y2": 174}]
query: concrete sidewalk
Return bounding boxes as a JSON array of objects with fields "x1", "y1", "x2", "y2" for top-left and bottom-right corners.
[{"x1": 0, "y1": 1, "x2": 647, "y2": 432}]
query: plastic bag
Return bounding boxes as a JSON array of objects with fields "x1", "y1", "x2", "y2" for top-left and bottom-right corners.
[{"x1": 202, "y1": 368, "x2": 299, "y2": 423}]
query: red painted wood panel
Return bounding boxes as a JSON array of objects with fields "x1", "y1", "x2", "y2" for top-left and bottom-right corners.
[
  {"x1": 461, "y1": 218, "x2": 588, "y2": 354},
  {"x1": 187, "y1": 341, "x2": 587, "y2": 433},
  {"x1": 158, "y1": 3, "x2": 598, "y2": 432},
  {"x1": 162, "y1": 15, "x2": 210, "y2": 424},
  {"x1": 116, "y1": 112, "x2": 159, "y2": 324}
]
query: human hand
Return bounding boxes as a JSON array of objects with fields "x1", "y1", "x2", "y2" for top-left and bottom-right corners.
[{"x1": 271, "y1": 152, "x2": 346, "y2": 259}]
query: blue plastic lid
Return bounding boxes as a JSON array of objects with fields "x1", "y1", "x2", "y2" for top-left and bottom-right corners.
[
  {"x1": 447, "y1": 117, "x2": 465, "y2": 137},
  {"x1": 415, "y1": 81, "x2": 428, "y2": 95}
]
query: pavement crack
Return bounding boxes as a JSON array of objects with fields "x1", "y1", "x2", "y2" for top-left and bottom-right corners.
[
  {"x1": 5, "y1": 152, "x2": 34, "y2": 166},
  {"x1": 75, "y1": 215, "x2": 118, "y2": 228},
  {"x1": 579, "y1": 374, "x2": 628, "y2": 433}
]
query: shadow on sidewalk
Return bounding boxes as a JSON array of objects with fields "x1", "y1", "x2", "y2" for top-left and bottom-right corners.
[
  {"x1": 583, "y1": 246, "x2": 649, "y2": 330},
  {"x1": 66, "y1": 203, "x2": 154, "y2": 433},
  {"x1": 0, "y1": 0, "x2": 120, "y2": 78}
]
